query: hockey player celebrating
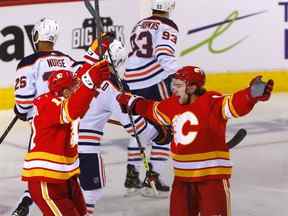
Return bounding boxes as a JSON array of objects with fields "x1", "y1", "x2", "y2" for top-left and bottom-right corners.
[
  {"x1": 117, "y1": 66, "x2": 274, "y2": 216},
  {"x1": 21, "y1": 60, "x2": 111, "y2": 216},
  {"x1": 123, "y1": 0, "x2": 179, "y2": 195},
  {"x1": 12, "y1": 17, "x2": 80, "y2": 216}
]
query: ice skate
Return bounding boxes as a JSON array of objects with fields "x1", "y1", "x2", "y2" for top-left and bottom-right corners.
[
  {"x1": 124, "y1": 164, "x2": 143, "y2": 197},
  {"x1": 141, "y1": 163, "x2": 169, "y2": 198}
]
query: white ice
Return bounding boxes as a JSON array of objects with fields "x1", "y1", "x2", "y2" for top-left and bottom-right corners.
[{"x1": 0, "y1": 93, "x2": 287, "y2": 216}]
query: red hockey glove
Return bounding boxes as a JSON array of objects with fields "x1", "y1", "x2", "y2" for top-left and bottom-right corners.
[
  {"x1": 89, "y1": 32, "x2": 115, "y2": 56},
  {"x1": 116, "y1": 92, "x2": 142, "y2": 114},
  {"x1": 249, "y1": 76, "x2": 274, "y2": 101},
  {"x1": 81, "y1": 60, "x2": 111, "y2": 89}
]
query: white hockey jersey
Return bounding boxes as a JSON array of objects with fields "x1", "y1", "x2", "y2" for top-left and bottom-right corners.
[
  {"x1": 14, "y1": 51, "x2": 77, "y2": 119},
  {"x1": 78, "y1": 75, "x2": 158, "y2": 154},
  {"x1": 125, "y1": 16, "x2": 179, "y2": 90}
]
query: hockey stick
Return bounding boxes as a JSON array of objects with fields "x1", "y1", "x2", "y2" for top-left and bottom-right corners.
[
  {"x1": 84, "y1": 0, "x2": 159, "y2": 196},
  {"x1": 84, "y1": 0, "x2": 104, "y2": 57},
  {"x1": 107, "y1": 120, "x2": 247, "y2": 149},
  {"x1": 227, "y1": 128, "x2": 247, "y2": 149},
  {"x1": 0, "y1": 116, "x2": 18, "y2": 145}
]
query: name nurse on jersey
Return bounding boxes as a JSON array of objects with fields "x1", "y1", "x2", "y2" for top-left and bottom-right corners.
[{"x1": 47, "y1": 58, "x2": 66, "y2": 67}]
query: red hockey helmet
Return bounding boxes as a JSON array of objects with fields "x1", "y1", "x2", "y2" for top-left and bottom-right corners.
[
  {"x1": 174, "y1": 66, "x2": 206, "y2": 88},
  {"x1": 48, "y1": 70, "x2": 74, "y2": 96}
]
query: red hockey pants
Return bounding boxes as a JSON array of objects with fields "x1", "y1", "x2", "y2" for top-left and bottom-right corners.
[
  {"x1": 170, "y1": 178, "x2": 231, "y2": 216},
  {"x1": 28, "y1": 177, "x2": 87, "y2": 216}
]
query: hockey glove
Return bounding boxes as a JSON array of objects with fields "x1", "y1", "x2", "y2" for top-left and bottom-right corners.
[
  {"x1": 89, "y1": 32, "x2": 115, "y2": 57},
  {"x1": 152, "y1": 123, "x2": 173, "y2": 145},
  {"x1": 81, "y1": 60, "x2": 111, "y2": 89},
  {"x1": 249, "y1": 76, "x2": 274, "y2": 101},
  {"x1": 116, "y1": 92, "x2": 142, "y2": 114},
  {"x1": 14, "y1": 105, "x2": 28, "y2": 121}
]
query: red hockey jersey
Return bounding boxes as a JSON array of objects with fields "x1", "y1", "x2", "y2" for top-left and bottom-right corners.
[
  {"x1": 22, "y1": 84, "x2": 95, "y2": 183},
  {"x1": 134, "y1": 88, "x2": 257, "y2": 182}
]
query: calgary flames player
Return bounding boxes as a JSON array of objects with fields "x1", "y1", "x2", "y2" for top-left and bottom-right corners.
[
  {"x1": 116, "y1": 66, "x2": 274, "y2": 216},
  {"x1": 21, "y1": 60, "x2": 110, "y2": 216}
]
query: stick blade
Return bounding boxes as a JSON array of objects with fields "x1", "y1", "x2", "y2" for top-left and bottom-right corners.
[{"x1": 227, "y1": 128, "x2": 247, "y2": 149}]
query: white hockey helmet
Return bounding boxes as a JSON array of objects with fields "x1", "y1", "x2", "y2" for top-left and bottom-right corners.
[
  {"x1": 32, "y1": 18, "x2": 59, "y2": 45},
  {"x1": 151, "y1": 0, "x2": 175, "y2": 13},
  {"x1": 104, "y1": 40, "x2": 128, "y2": 69}
]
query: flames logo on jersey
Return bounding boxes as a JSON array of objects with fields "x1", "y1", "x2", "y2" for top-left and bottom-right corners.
[
  {"x1": 173, "y1": 111, "x2": 199, "y2": 145},
  {"x1": 72, "y1": 17, "x2": 125, "y2": 50}
]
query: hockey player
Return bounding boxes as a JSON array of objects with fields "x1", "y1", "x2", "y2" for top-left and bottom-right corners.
[
  {"x1": 22, "y1": 61, "x2": 111, "y2": 215},
  {"x1": 76, "y1": 37, "x2": 167, "y2": 215},
  {"x1": 12, "y1": 18, "x2": 80, "y2": 216},
  {"x1": 123, "y1": 0, "x2": 178, "y2": 194},
  {"x1": 116, "y1": 66, "x2": 274, "y2": 216}
]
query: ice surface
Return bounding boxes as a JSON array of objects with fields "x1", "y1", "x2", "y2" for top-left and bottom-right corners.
[{"x1": 0, "y1": 94, "x2": 287, "y2": 216}]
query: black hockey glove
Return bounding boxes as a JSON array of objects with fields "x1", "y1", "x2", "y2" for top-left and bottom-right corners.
[
  {"x1": 14, "y1": 105, "x2": 28, "y2": 121},
  {"x1": 152, "y1": 123, "x2": 173, "y2": 145}
]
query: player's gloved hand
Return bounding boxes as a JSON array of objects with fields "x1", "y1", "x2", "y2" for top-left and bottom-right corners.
[
  {"x1": 116, "y1": 92, "x2": 141, "y2": 114},
  {"x1": 83, "y1": 32, "x2": 115, "y2": 65},
  {"x1": 14, "y1": 105, "x2": 28, "y2": 121},
  {"x1": 89, "y1": 32, "x2": 115, "y2": 56},
  {"x1": 152, "y1": 123, "x2": 173, "y2": 145},
  {"x1": 81, "y1": 60, "x2": 111, "y2": 89},
  {"x1": 249, "y1": 76, "x2": 274, "y2": 101}
]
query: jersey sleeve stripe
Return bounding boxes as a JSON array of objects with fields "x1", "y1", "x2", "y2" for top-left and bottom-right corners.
[
  {"x1": 155, "y1": 47, "x2": 174, "y2": 56},
  {"x1": 15, "y1": 94, "x2": 36, "y2": 99},
  {"x1": 152, "y1": 102, "x2": 171, "y2": 126},
  {"x1": 123, "y1": 116, "x2": 142, "y2": 128},
  {"x1": 126, "y1": 59, "x2": 157, "y2": 72},
  {"x1": 79, "y1": 135, "x2": 101, "y2": 141},
  {"x1": 156, "y1": 53, "x2": 174, "y2": 59},
  {"x1": 124, "y1": 63, "x2": 161, "y2": 79},
  {"x1": 17, "y1": 104, "x2": 33, "y2": 110},
  {"x1": 79, "y1": 129, "x2": 104, "y2": 136},
  {"x1": 158, "y1": 80, "x2": 170, "y2": 99},
  {"x1": 125, "y1": 69, "x2": 164, "y2": 83},
  {"x1": 61, "y1": 101, "x2": 73, "y2": 123},
  {"x1": 228, "y1": 94, "x2": 239, "y2": 118},
  {"x1": 222, "y1": 95, "x2": 238, "y2": 119},
  {"x1": 155, "y1": 44, "x2": 175, "y2": 52},
  {"x1": 16, "y1": 100, "x2": 34, "y2": 105},
  {"x1": 126, "y1": 119, "x2": 146, "y2": 134}
]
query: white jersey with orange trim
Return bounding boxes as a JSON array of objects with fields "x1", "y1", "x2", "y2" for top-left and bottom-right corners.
[
  {"x1": 124, "y1": 16, "x2": 180, "y2": 90},
  {"x1": 14, "y1": 51, "x2": 77, "y2": 120},
  {"x1": 78, "y1": 75, "x2": 158, "y2": 154}
]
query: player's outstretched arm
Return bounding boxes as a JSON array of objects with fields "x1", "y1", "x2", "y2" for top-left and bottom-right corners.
[
  {"x1": 116, "y1": 92, "x2": 156, "y2": 121},
  {"x1": 228, "y1": 76, "x2": 274, "y2": 117}
]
